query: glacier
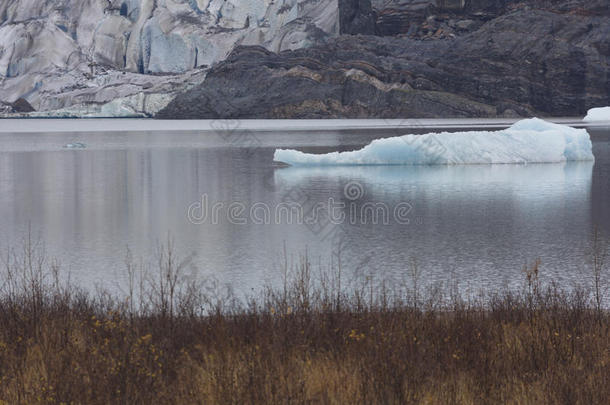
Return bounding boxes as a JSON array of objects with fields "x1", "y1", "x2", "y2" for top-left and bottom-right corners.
[
  {"x1": 583, "y1": 107, "x2": 610, "y2": 122},
  {"x1": 0, "y1": 0, "x2": 339, "y2": 113},
  {"x1": 273, "y1": 118, "x2": 594, "y2": 166}
]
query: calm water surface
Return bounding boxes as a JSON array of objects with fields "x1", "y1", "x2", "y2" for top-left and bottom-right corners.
[{"x1": 0, "y1": 124, "x2": 608, "y2": 295}]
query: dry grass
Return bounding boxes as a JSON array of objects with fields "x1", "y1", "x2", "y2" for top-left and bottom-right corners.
[{"x1": 0, "y1": 238, "x2": 608, "y2": 404}]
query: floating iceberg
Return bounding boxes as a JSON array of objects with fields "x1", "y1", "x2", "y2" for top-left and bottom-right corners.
[
  {"x1": 583, "y1": 107, "x2": 610, "y2": 122},
  {"x1": 273, "y1": 118, "x2": 594, "y2": 166},
  {"x1": 64, "y1": 142, "x2": 87, "y2": 149}
]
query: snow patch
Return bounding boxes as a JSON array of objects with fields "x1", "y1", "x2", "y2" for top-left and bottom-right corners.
[
  {"x1": 273, "y1": 118, "x2": 594, "y2": 166},
  {"x1": 583, "y1": 107, "x2": 610, "y2": 122}
]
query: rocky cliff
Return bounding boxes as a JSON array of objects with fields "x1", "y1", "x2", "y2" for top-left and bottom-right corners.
[{"x1": 158, "y1": 0, "x2": 610, "y2": 118}]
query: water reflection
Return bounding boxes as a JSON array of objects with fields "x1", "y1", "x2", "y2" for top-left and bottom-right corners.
[
  {"x1": 273, "y1": 162, "x2": 595, "y2": 292},
  {"x1": 0, "y1": 140, "x2": 602, "y2": 296}
]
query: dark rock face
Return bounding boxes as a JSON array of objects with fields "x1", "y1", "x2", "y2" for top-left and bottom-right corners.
[
  {"x1": 11, "y1": 98, "x2": 35, "y2": 113},
  {"x1": 1, "y1": 97, "x2": 36, "y2": 114},
  {"x1": 157, "y1": 44, "x2": 497, "y2": 119},
  {"x1": 339, "y1": 0, "x2": 377, "y2": 34},
  {"x1": 158, "y1": 1, "x2": 610, "y2": 119},
  {"x1": 373, "y1": 1, "x2": 435, "y2": 36},
  {"x1": 373, "y1": 0, "x2": 609, "y2": 38}
]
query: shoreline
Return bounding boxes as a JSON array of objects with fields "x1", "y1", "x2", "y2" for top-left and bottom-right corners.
[
  {"x1": 1, "y1": 117, "x2": 610, "y2": 134},
  {"x1": 1, "y1": 248, "x2": 608, "y2": 403}
]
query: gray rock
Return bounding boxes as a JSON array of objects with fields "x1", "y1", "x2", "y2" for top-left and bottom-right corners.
[
  {"x1": 158, "y1": 5, "x2": 610, "y2": 118},
  {"x1": 339, "y1": 0, "x2": 376, "y2": 35},
  {"x1": 12, "y1": 97, "x2": 35, "y2": 112},
  {"x1": 156, "y1": 43, "x2": 498, "y2": 119},
  {"x1": 371, "y1": 0, "x2": 609, "y2": 38},
  {"x1": 436, "y1": 0, "x2": 465, "y2": 11},
  {"x1": 454, "y1": 19, "x2": 476, "y2": 31},
  {"x1": 373, "y1": 1, "x2": 435, "y2": 36}
]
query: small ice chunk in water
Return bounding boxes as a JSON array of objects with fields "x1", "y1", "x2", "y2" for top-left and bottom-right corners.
[
  {"x1": 64, "y1": 142, "x2": 86, "y2": 149},
  {"x1": 273, "y1": 118, "x2": 594, "y2": 166},
  {"x1": 583, "y1": 107, "x2": 610, "y2": 122}
]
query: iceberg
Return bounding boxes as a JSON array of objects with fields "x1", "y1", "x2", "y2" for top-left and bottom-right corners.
[
  {"x1": 583, "y1": 107, "x2": 610, "y2": 122},
  {"x1": 273, "y1": 118, "x2": 594, "y2": 166},
  {"x1": 64, "y1": 142, "x2": 86, "y2": 149}
]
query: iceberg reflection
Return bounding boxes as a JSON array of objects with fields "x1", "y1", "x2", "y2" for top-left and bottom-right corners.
[{"x1": 274, "y1": 162, "x2": 594, "y2": 205}]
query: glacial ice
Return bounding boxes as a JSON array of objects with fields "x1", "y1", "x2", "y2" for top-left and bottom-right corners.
[
  {"x1": 273, "y1": 118, "x2": 594, "y2": 166},
  {"x1": 0, "y1": 0, "x2": 338, "y2": 111},
  {"x1": 583, "y1": 107, "x2": 610, "y2": 122}
]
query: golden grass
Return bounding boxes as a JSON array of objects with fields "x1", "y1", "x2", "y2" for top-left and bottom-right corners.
[
  {"x1": 0, "y1": 296, "x2": 608, "y2": 404},
  {"x1": 0, "y1": 240, "x2": 608, "y2": 404}
]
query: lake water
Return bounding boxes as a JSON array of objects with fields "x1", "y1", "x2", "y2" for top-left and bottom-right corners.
[{"x1": 0, "y1": 121, "x2": 608, "y2": 297}]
